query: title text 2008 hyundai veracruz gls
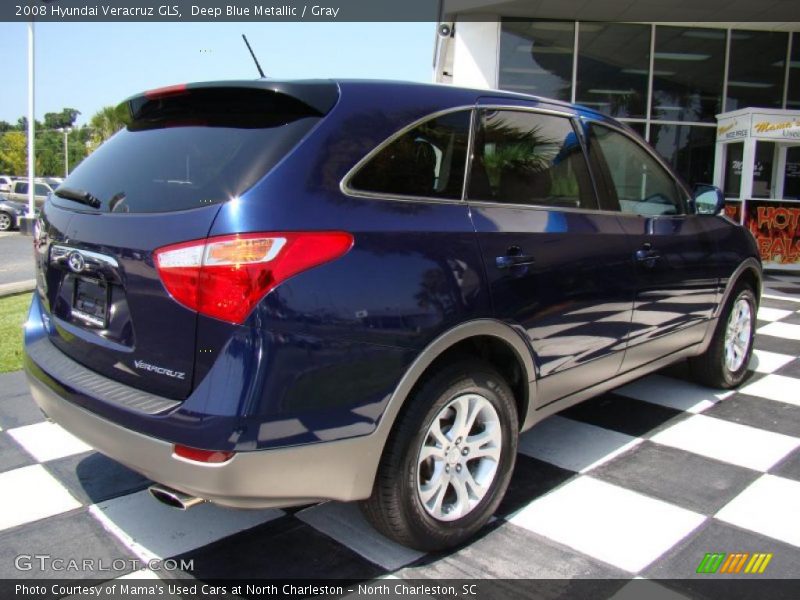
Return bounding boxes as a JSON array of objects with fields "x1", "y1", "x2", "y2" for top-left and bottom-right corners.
[{"x1": 24, "y1": 80, "x2": 761, "y2": 551}]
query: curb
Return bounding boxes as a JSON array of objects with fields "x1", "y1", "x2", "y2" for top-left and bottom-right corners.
[{"x1": 0, "y1": 280, "x2": 35, "y2": 299}]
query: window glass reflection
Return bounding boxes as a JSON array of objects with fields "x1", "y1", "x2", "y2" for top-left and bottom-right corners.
[
  {"x1": 651, "y1": 26, "x2": 725, "y2": 123},
  {"x1": 650, "y1": 124, "x2": 716, "y2": 187},
  {"x1": 576, "y1": 23, "x2": 650, "y2": 118},
  {"x1": 726, "y1": 30, "x2": 788, "y2": 111},
  {"x1": 499, "y1": 20, "x2": 574, "y2": 101}
]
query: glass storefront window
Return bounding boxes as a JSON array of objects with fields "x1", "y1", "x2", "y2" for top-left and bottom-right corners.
[
  {"x1": 784, "y1": 146, "x2": 800, "y2": 199},
  {"x1": 726, "y1": 30, "x2": 789, "y2": 111},
  {"x1": 723, "y1": 143, "x2": 744, "y2": 198},
  {"x1": 575, "y1": 23, "x2": 650, "y2": 119},
  {"x1": 651, "y1": 26, "x2": 725, "y2": 123},
  {"x1": 621, "y1": 122, "x2": 646, "y2": 139},
  {"x1": 787, "y1": 34, "x2": 800, "y2": 110},
  {"x1": 649, "y1": 124, "x2": 716, "y2": 187},
  {"x1": 753, "y1": 142, "x2": 776, "y2": 198},
  {"x1": 499, "y1": 21, "x2": 574, "y2": 101}
]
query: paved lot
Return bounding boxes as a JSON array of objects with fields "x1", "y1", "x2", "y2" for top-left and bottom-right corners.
[
  {"x1": 0, "y1": 231, "x2": 34, "y2": 287},
  {"x1": 0, "y1": 274, "x2": 799, "y2": 597}
]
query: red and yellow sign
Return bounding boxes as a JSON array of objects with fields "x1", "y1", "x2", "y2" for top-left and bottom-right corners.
[{"x1": 744, "y1": 200, "x2": 800, "y2": 265}]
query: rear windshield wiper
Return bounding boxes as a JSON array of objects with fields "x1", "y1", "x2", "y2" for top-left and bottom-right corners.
[{"x1": 54, "y1": 187, "x2": 102, "y2": 209}]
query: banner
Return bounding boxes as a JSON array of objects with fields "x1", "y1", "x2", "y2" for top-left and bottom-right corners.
[{"x1": 744, "y1": 200, "x2": 800, "y2": 266}]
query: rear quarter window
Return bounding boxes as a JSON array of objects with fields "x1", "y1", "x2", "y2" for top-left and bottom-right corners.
[{"x1": 348, "y1": 110, "x2": 472, "y2": 200}]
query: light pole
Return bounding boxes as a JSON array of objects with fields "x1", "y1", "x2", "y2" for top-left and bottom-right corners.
[
  {"x1": 26, "y1": 21, "x2": 35, "y2": 220},
  {"x1": 58, "y1": 127, "x2": 72, "y2": 177}
]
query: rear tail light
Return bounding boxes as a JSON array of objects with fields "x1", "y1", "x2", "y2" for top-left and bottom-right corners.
[
  {"x1": 154, "y1": 232, "x2": 353, "y2": 324},
  {"x1": 173, "y1": 444, "x2": 235, "y2": 464}
]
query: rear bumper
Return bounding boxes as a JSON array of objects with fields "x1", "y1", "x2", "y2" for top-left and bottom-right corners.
[{"x1": 26, "y1": 369, "x2": 381, "y2": 508}]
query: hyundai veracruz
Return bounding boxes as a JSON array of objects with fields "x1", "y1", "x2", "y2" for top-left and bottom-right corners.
[{"x1": 24, "y1": 80, "x2": 761, "y2": 550}]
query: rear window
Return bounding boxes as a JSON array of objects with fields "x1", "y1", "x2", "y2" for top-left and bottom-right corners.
[{"x1": 52, "y1": 88, "x2": 328, "y2": 213}]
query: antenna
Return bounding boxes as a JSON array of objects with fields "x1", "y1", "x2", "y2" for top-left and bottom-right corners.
[{"x1": 241, "y1": 34, "x2": 266, "y2": 78}]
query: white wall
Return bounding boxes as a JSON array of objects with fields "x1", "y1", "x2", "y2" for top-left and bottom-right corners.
[{"x1": 452, "y1": 20, "x2": 499, "y2": 89}]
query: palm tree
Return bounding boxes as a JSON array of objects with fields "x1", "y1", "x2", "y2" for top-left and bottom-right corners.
[{"x1": 87, "y1": 104, "x2": 130, "y2": 152}]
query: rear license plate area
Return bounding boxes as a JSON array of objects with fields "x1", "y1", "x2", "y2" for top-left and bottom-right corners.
[{"x1": 72, "y1": 276, "x2": 109, "y2": 329}]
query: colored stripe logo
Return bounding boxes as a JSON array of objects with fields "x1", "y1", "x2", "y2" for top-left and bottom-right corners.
[{"x1": 696, "y1": 552, "x2": 773, "y2": 574}]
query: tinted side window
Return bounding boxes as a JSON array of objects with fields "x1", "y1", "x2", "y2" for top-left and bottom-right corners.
[
  {"x1": 16, "y1": 182, "x2": 28, "y2": 194},
  {"x1": 349, "y1": 111, "x2": 471, "y2": 200},
  {"x1": 467, "y1": 110, "x2": 596, "y2": 210},
  {"x1": 588, "y1": 124, "x2": 684, "y2": 216},
  {"x1": 34, "y1": 184, "x2": 50, "y2": 196}
]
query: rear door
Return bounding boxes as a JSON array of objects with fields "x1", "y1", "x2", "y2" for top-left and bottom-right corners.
[
  {"x1": 582, "y1": 121, "x2": 719, "y2": 370},
  {"x1": 467, "y1": 104, "x2": 636, "y2": 405},
  {"x1": 34, "y1": 84, "x2": 335, "y2": 399}
]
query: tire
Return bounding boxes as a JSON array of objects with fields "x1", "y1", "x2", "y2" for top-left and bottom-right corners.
[
  {"x1": 690, "y1": 285, "x2": 757, "y2": 389},
  {"x1": 360, "y1": 359, "x2": 518, "y2": 551},
  {"x1": 0, "y1": 212, "x2": 12, "y2": 232}
]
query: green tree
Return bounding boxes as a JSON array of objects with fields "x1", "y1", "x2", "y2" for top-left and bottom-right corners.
[
  {"x1": 43, "y1": 108, "x2": 81, "y2": 130},
  {"x1": 0, "y1": 132, "x2": 28, "y2": 175},
  {"x1": 87, "y1": 104, "x2": 130, "y2": 152}
]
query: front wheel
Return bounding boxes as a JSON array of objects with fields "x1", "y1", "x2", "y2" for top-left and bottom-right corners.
[
  {"x1": 360, "y1": 360, "x2": 518, "y2": 551},
  {"x1": 690, "y1": 285, "x2": 757, "y2": 388},
  {"x1": 0, "y1": 212, "x2": 12, "y2": 232}
]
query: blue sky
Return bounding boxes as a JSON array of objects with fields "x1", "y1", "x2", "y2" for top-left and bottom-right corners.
[{"x1": 0, "y1": 22, "x2": 435, "y2": 126}]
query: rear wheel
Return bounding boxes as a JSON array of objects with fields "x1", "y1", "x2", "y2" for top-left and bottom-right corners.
[
  {"x1": 0, "y1": 212, "x2": 12, "y2": 232},
  {"x1": 690, "y1": 285, "x2": 756, "y2": 388},
  {"x1": 360, "y1": 360, "x2": 518, "y2": 551}
]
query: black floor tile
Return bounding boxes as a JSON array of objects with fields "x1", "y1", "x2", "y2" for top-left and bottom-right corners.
[
  {"x1": 0, "y1": 509, "x2": 138, "y2": 578},
  {"x1": 560, "y1": 393, "x2": 685, "y2": 438},
  {"x1": 170, "y1": 516, "x2": 387, "y2": 580},
  {"x1": 44, "y1": 451, "x2": 151, "y2": 505},
  {"x1": 494, "y1": 454, "x2": 575, "y2": 518},
  {"x1": 759, "y1": 297, "x2": 800, "y2": 311},
  {"x1": 703, "y1": 393, "x2": 800, "y2": 438},
  {"x1": 776, "y1": 359, "x2": 800, "y2": 378},
  {"x1": 754, "y1": 334, "x2": 800, "y2": 356},
  {"x1": 590, "y1": 441, "x2": 760, "y2": 515},
  {"x1": 769, "y1": 447, "x2": 800, "y2": 483},
  {"x1": 0, "y1": 393, "x2": 46, "y2": 430},
  {"x1": 0, "y1": 432, "x2": 35, "y2": 472},
  {"x1": 400, "y1": 521, "x2": 629, "y2": 582},
  {"x1": 644, "y1": 519, "x2": 800, "y2": 585},
  {"x1": 780, "y1": 312, "x2": 800, "y2": 325}
]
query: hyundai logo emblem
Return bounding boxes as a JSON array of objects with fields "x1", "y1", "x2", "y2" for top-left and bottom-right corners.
[{"x1": 67, "y1": 251, "x2": 85, "y2": 273}]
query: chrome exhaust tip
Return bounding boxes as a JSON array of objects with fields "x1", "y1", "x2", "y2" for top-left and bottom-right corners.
[{"x1": 148, "y1": 485, "x2": 206, "y2": 510}]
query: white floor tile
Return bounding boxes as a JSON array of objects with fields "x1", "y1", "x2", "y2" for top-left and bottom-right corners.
[
  {"x1": 749, "y1": 350, "x2": 796, "y2": 374},
  {"x1": 8, "y1": 421, "x2": 92, "y2": 462},
  {"x1": 650, "y1": 415, "x2": 799, "y2": 471},
  {"x1": 757, "y1": 307, "x2": 793, "y2": 322},
  {"x1": 509, "y1": 477, "x2": 705, "y2": 573},
  {"x1": 0, "y1": 465, "x2": 81, "y2": 531},
  {"x1": 758, "y1": 322, "x2": 800, "y2": 341},
  {"x1": 89, "y1": 490, "x2": 283, "y2": 560},
  {"x1": 739, "y1": 374, "x2": 800, "y2": 406},
  {"x1": 614, "y1": 374, "x2": 732, "y2": 414},
  {"x1": 518, "y1": 415, "x2": 640, "y2": 473},
  {"x1": 717, "y1": 474, "x2": 800, "y2": 547},
  {"x1": 297, "y1": 502, "x2": 424, "y2": 571}
]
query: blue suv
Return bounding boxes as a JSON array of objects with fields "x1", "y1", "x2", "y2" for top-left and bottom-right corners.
[{"x1": 24, "y1": 80, "x2": 761, "y2": 550}]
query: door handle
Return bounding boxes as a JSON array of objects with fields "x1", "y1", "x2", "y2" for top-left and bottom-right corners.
[
  {"x1": 635, "y1": 243, "x2": 660, "y2": 263},
  {"x1": 496, "y1": 253, "x2": 536, "y2": 269}
]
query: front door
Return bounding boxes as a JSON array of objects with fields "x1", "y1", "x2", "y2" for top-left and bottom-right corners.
[{"x1": 582, "y1": 121, "x2": 719, "y2": 371}]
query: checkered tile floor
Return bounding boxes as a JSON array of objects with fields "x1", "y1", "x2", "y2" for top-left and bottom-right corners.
[{"x1": 1, "y1": 274, "x2": 800, "y2": 593}]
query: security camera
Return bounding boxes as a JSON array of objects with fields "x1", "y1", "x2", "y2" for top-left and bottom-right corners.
[{"x1": 438, "y1": 23, "x2": 454, "y2": 38}]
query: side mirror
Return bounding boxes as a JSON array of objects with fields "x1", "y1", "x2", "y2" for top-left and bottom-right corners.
[{"x1": 693, "y1": 184, "x2": 725, "y2": 215}]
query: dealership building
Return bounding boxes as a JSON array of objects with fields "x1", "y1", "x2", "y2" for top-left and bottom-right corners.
[{"x1": 433, "y1": 6, "x2": 800, "y2": 192}]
